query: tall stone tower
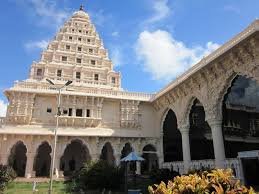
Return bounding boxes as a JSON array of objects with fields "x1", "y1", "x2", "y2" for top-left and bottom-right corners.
[
  {"x1": 4, "y1": 6, "x2": 152, "y2": 128},
  {"x1": 29, "y1": 6, "x2": 121, "y2": 89}
]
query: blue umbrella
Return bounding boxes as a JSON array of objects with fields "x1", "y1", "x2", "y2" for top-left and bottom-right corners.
[
  {"x1": 121, "y1": 152, "x2": 145, "y2": 193},
  {"x1": 120, "y1": 152, "x2": 145, "y2": 162}
]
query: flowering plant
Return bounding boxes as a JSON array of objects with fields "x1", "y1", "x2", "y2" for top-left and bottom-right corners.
[{"x1": 148, "y1": 169, "x2": 256, "y2": 194}]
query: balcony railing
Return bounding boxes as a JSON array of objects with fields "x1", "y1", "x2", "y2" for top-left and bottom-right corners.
[
  {"x1": 162, "y1": 158, "x2": 242, "y2": 180},
  {"x1": 189, "y1": 159, "x2": 215, "y2": 170},
  {"x1": 58, "y1": 116, "x2": 101, "y2": 128},
  {"x1": 224, "y1": 158, "x2": 242, "y2": 181},
  {"x1": 162, "y1": 161, "x2": 184, "y2": 174},
  {"x1": 11, "y1": 81, "x2": 154, "y2": 101}
]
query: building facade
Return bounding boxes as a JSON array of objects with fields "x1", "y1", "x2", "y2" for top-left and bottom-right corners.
[{"x1": 0, "y1": 7, "x2": 258, "y2": 184}]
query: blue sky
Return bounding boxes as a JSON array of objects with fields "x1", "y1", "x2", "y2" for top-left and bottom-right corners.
[{"x1": 0, "y1": 0, "x2": 259, "y2": 115}]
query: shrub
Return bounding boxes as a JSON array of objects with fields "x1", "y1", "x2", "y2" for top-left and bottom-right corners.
[
  {"x1": 0, "y1": 164, "x2": 16, "y2": 193},
  {"x1": 187, "y1": 166, "x2": 213, "y2": 176},
  {"x1": 150, "y1": 168, "x2": 180, "y2": 184},
  {"x1": 68, "y1": 160, "x2": 124, "y2": 192},
  {"x1": 148, "y1": 168, "x2": 256, "y2": 194}
]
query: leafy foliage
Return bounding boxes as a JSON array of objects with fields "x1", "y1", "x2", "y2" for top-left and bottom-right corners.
[
  {"x1": 68, "y1": 160, "x2": 124, "y2": 192},
  {"x1": 0, "y1": 164, "x2": 16, "y2": 193},
  {"x1": 148, "y1": 168, "x2": 256, "y2": 194}
]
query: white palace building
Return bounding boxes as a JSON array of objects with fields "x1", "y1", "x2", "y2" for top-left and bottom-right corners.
[{"x1": 0, "y1": 6, "x2": 259, "y2": 185}]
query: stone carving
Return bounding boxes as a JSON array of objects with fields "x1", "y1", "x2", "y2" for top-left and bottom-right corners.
[{"x1": 120, "y1": 100, "x2": 141, "y2": 129}]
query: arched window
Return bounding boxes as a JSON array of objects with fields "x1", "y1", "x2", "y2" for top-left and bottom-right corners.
[
  {"x1": 100, "y1": 142, "x2": 115, "y2": 166},
  {"x1": 189, "y1": 99, "x2": 214, "y2": 160},
  {"x1": 120, "y1": 143, "x2": 134, "y2": 171},
  {"x1": 141, "y1": 144, "x2": 158, "y2": 174},
  {"x1": 34, "y1": 142, "x2": 51, "y2": 177},
  {"x1": 222, "y1": 75, "x2": 259, "y2": 158},
  {"x1": 121, "y1": 143, "x2": 133, "y2": 159},
  {"x1": 163, "y1": 109, "x2": 183, "y2": 162},
  {"x1": 8, "y1": 141, "x2": 27, "y2": 177},
  {"x1": 60, "y1": 139, "x2": 91, "y2": 176}
]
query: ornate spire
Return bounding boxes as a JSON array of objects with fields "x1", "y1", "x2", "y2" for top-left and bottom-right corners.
[
  {"x1": 28, "y1": 4, "x2": 121, "y2": 89},
  {"x1": 79, "y1": 4, "x2": 84, "y2": 11}
]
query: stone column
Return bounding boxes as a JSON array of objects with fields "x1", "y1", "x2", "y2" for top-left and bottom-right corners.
[
  {"x1": 83, "y1": 109, "x2": 87, "y2": 117},
  {"x1": 91, "y1": 153, "x2": 100, "y2": 162},
  {"x1": 54, "y1": 154, "x2": 62, "y2": 178},
  {"x1": 0, "y1": 136, "x2": 9, "y2": 165},
  {"x1": 115, "y1": 153, "x2": 121, "y2": 166},
  {"x1": 136, "y1": 161, "x2": 141, "y2": 175},
  {"x1": 157, "y1": 154, "x2": 163, "y2": 169},
  {"x1": 208, "y1": 119, "x2": 226, "y2": 168},
  {"x1": 180, "y1": 125, "x2": 191, "y2": 173},
  {"x1": 72, "y1": 107, "x2": 76, "y2": 117},
  {"x1": 25, "y1": 153, "x2": 35, "y2": 178}
]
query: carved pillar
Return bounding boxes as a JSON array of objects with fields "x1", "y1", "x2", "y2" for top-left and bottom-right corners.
[
  {"x1": 83, "y1": 109, "x2": 87, "y2": 117},
  {"x1": 136, "y1": 162, "x2": 141, "y2": 175},
  {"x1": 72, "y1": 96, "x2": 76, "y2": 117},
  {"x1": 25, "y1": 152, "x2": 36, "y2": 178},
  {"x1": 158, "y1": 128, "x2": 164, "y2": 168},
  {"x1": 72, "y1": 107, "x2": 76, "y2": 117},
  {"x1": 157, "y1": 154, "x2": 163, "y2": 169},
  {"x1": 115, "y1": 153, "x2": 121, "y2": 166},
  {"x1": 54, "y1": 154, "x2": 62, "y2": 178},
  {"x1": 180, "y1": 125, "x2": 191, "y2": 173},
  {"x1": 91, "y1": 153, "x2": 100, "y2": 162},
  {"x1": 0, "y1": 137, "x2": 9, "y2": 165},
  {"x1": 97, "y1": 106, "x2": 102, "y2": 118},
  {"x1": 135, "y1": 142, "x2": 142, "y2": 175},
  {"x1": 208, "y1": 119, "x2": 226, "y2": 168}
]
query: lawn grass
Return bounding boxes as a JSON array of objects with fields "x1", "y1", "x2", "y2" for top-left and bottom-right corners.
[
  {"x1": 5, "y1": 176, "x2": 152, "y2": 194},
  {"x1": 5, "y1": 181, "x2": 126, "y2": 194},
  {"x1": 5, "y1": 181, "x2": 68, "y2": 194}
]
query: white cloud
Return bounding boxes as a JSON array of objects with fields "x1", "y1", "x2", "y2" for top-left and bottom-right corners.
[
  {"x1": 146, "y1": 0, "x2": 171, "y2": 24},
  {"x1": 110, "y1": 48, "x2": 122, "y2": 67},
  {"x1": 0, "y1": 100, "x2": 7, "y2": 117},
  {"x1": 111, "y1": 31, "x2": 119, "y2": 37},
  {"x1": 135, "y1": 30, "x2": 220, "y2": 81},
  {"x1": 25, "y1": 39, "x2": 49, "y2": 51},
  {"x1": 89, "y1": 9, "x2": 112, "y2": 27},
  {"x1": 23, "y1": 0, "x2": 70, "y2": 28}
]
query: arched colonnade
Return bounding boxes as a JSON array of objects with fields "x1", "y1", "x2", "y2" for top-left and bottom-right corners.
[
  {"x1": 0, "y1": 137, "x2": 159, "y2": 178},
  {"x1": 160, "y1": 73, "x2": 259, "y2": 173}
]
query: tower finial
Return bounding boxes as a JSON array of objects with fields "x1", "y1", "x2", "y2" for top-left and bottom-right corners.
[{"x1": 79, "y1": 4, "x2": 84, "y2": 11}]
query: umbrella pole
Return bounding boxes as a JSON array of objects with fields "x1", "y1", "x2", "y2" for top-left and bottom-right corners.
[
  {"x1": 134, "y1": 161, "x2": 137, "y2": 189},
  {"x1": 124, "y1": 162, "x2": 128, "y2": 194}
]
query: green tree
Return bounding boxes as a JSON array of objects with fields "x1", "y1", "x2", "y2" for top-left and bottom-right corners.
[
  {"x1": 0, "y1": 164, "x2": 16, "y2": 193},
  {"x1": 68, "y1": 160, "x2": 124, "y2": 192}
]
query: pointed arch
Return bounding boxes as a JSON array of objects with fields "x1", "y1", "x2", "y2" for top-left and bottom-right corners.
[
  {"x1": 34, "y1": 141, "x2": 52, "y2": 177},
  {"x1": 60, "y1": 139, "x2": 91, "y2": 176},
  {"x1": 8, "y1": 141, "x2": 27, "y2": 177},
  {"x1": 120, "y1": 142, "x2": 133, "y2": 159},
  {"x1": 222, "y1": 75, "x2": 259, "y2": 158},
  {"x1": 162, "y1": 109, "x2": 183, "y2": 162},
  {"x1": 188, "y1": 98, "x2": 214, "y2": 160},
  {"x1": 100, "y1": 142, "x2": 115, "y2": 166},
  {"x1": 141, "y1": 144, "x2": 158, "y2": 174}
]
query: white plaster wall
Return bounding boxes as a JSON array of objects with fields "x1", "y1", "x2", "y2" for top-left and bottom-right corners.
[
  {"x1": 32, "y1": 95, "x2": 56, "y2": 124},
  {"x1": 101, "y1": 99, "x2": 120, "y2": 128},
  {"x1": 139, "y1": 102, "x2": 160, "y2": 138}
]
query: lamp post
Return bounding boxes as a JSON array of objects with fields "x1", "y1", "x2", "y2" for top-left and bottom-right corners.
[{"x1": 46, "y1": 79, "x2": 72, "y2": 194}]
